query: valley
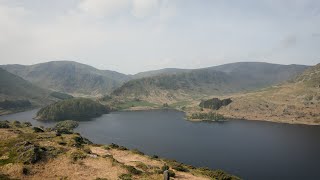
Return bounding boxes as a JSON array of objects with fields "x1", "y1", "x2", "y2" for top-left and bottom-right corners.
[
  {"x1": 1, "y1": 61, "x2": 318, "y2": 125},
  {"x1": 0, "y1": 60, "x2": 319, "y2": 180}
]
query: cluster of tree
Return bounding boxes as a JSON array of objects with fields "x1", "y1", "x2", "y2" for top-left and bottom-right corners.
[
  {"x1": 0, "y1": 100, "x2": 31, "y2": 109},
  {"x1": 36, "y1": 98, "x2": 109, "y2": 121},
  {"x1": 163, "y1": 103, "x2": 169, "y2": 108},
  {"x1": 189, "y1": 112, "x2": 225, "y2": 121},
  {"x1": 199, "y1": 98, "x2": 232, "y2": 110},
  {"x1": 50, "y1": 91, "x2": 73, "y2": 100}
]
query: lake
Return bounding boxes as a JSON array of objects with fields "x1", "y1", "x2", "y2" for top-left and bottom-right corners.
[{"x1": 1, "y1": 109, "x2": 320, "y2": 180}]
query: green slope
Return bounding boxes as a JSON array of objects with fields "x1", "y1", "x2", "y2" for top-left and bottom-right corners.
[
  {"x1": 0, "y1": 68, "x2": 55, "y2": 108},
  {"x1": 1, "y1": 61, "x2": 130, "y2": 96},
  {"x1": 35, "y1": 98, "x2": 109, "y2": 121}
]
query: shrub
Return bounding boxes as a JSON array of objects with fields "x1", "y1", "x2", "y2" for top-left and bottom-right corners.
[
  {"x1": 163, "y1": 103, "x2": 169, "y2": 108},
  {"x1": 136, "y1": 162, "x2": 148, "y2": 171},
  {"x1": 22, "y1": 166, "x2": 29, "y2": 175},
  {"x1": 33, "y1": 127, "x2": 44, "y2": 133},
  {"x1": 124, "y1": 165, "x2": 142, "y2": 175},
  {"x1": 70, "y1": 150, "x2": 86, "y2": 162},
  {"x1": 172, "y1": 163, "x2": 189, "y2": 172},
  {"x1": 161, "y1": 164, "x2": 169, "y2": 171},
  {"x1": 22, "y1": 122, "x2": 32, "y2": 127},
  {"x1": 44, "y1": 146, "x2": 64, "y2": 158},
  {"x1": 197, "y1": 167, "x2": 240, "y2": 180},
  {"x1": 151, "y1": 155, "x2": 159, "y2": 159},
  {"x1": 119, "y1": 174, "x2": 132, "y2": 180},
  {"x1": 82, "y1": 146, "x2": 92, "y2": 154},
  {"x1": 16, "y1": 141, "x2": 42, "y2": 164},
  {"x1": 0, "y1": 173, "x2": 12, "y2": 180},
  {"x1": 13, "y1": 121, "x2": 21, "y2": 127},
  {"x1": 0, "y1": 121, "x2": 10, "y2": 128},
  {"x1": 109, "y1": 143, "x2": 119, "y2": 149},
  {"x1": 168, "y1": 170, "x2": 175, "y2": 177},
  {"x1": 72, "y1": 136, "x2": 89, "y2": 147},
  {"x1": 131, "y1": 149, "x2": 144, "y2": 155},
  {"x1": 118, "y1": 146, "x2": 128, "y2": 151},
  {"x1": 58, "y1": 141, "x2": 67, "y2": 146},
  {"x1": 56, "y1": 128, "x2": 72, "y2": 135}
]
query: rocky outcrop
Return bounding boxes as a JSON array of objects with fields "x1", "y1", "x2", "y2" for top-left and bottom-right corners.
[{"x1": 199, "y1": 98, "x2": 232, "y2": 110}]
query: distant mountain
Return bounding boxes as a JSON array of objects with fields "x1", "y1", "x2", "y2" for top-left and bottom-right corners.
[
  {"x1": 0, "y1": 68, "x2": 52, "y2": 106},
  {"x1": 1, "y1": 61, "x2": 131, "y2": 96},
  {"x1": 132, "y1": 68, "x2": 190, "y2": 79},
  {"x1": 112, "y1": 62, "x2": 309, "y2": 103},
  {"x1": 208, "y1": 62, "x2": 307, "y2": 86},
  {"x1": 216, "y1": 63, "x2": 320, "y2": 125}
]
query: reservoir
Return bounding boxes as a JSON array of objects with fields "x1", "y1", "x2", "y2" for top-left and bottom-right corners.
[{"x1": 1, "y1": 109, "x2": 320, "y2": 180}]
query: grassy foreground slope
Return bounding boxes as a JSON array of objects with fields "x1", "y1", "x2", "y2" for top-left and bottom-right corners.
[
  {"x1": 0, "y1": 121, "x2": 240, "y2": 180},
  {"x1": 215, "y1": 64, "x2": 320, "y2": 125}
]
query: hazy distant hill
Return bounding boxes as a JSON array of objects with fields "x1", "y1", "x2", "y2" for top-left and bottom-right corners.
[
  {"x1": 0, "y1": 68, "x2": 52, "y2": 106},
  {"x1": 216, "y1": 63, "x2": 320, "y2": 125},
  {"x1": 132, "y1": 68, "x2": 190, "y2": 79},
  {"x1": 1, "y1": 61, "x2": 130, "y2": 96},
  {"x1": 112, "y1": 62, "x2": 308, "y2": 103},
  {"x1": 209, "y1": 62, "x2": 307, "y2": 85}
]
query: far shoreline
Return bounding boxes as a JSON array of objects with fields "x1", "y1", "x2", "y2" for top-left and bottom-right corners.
[{"x1": 2, "y1": 105, "x2": 319, "y2": 126}]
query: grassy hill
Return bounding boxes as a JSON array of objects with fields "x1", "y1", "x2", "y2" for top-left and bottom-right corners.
[
  {"x1": 112, "y1": 62, "x2": 308, "y2": 104},
  {"x1": 214, "y1": 63, "x2": 320, "y2": 125},
  {"x1": 36, "y1": 98, "x2": 109, "y2": 121},
  {"x1": 0, "y1": 68, "x2": 56, "y2": 111},
  {"x1": 1, "y1": 61, "x2": 130, "y2": 96}
]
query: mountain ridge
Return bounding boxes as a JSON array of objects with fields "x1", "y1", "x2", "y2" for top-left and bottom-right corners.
[
  {"x1": 112, "y1": 62, "x2": 309, "y2": 103},
  {"x1": 1, "y1": 61, "x2": 130, "y2": 96}
]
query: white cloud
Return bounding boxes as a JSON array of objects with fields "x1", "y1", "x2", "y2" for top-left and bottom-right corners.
[
  {"x1": 0, "y1": 0, "x2": 318, "y2": 73},
  {"x1": 132, "y1": 0, "x2": 160, "y2": 18},
  {"x1": 78, "y1": 0, "x2": 129, "y2": 17},
  {"x1": 78, "y1": 0, "x2": 163, "y2": 18}
]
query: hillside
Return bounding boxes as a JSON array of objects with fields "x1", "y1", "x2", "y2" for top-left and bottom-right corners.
[
  {"x1": 112, "y1": 62, "x2": 308, "y2": 104},
  {"x1": 0, "y1": 121, "x2": 240, "y2": 180},
  {"x1": 214, "y1": 64, "x2": 320, "y2": 125},
  {"x1": 36, "y1": 98, "x2": 109, "y2": 121},
  {"x1": 0, "y1": 68, "x2": 55, "y2": 112},
  {"x1": 209, "y1": 62, "x2": 307, "y2": 86},
  {"x1": 1, "y1": 61, "x2": 130, "y2": 96}
]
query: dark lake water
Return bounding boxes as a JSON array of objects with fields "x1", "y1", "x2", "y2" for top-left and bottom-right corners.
[{"x1": 1, "y1": 109, "x2": 320, "y2": 180}]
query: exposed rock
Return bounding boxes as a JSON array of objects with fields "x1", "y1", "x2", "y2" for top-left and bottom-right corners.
[{"x1": 199, "y1": 98, "x2": 232, "y2": 110}]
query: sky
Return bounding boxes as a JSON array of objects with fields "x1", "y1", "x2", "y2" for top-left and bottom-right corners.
[{"x1": 0, "y1": 0, "x2": 319, "y2": 74}]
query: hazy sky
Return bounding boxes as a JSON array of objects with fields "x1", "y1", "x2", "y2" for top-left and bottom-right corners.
[{"x1": 0, "y1": 0, "x2": 319, "y2": 74}]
